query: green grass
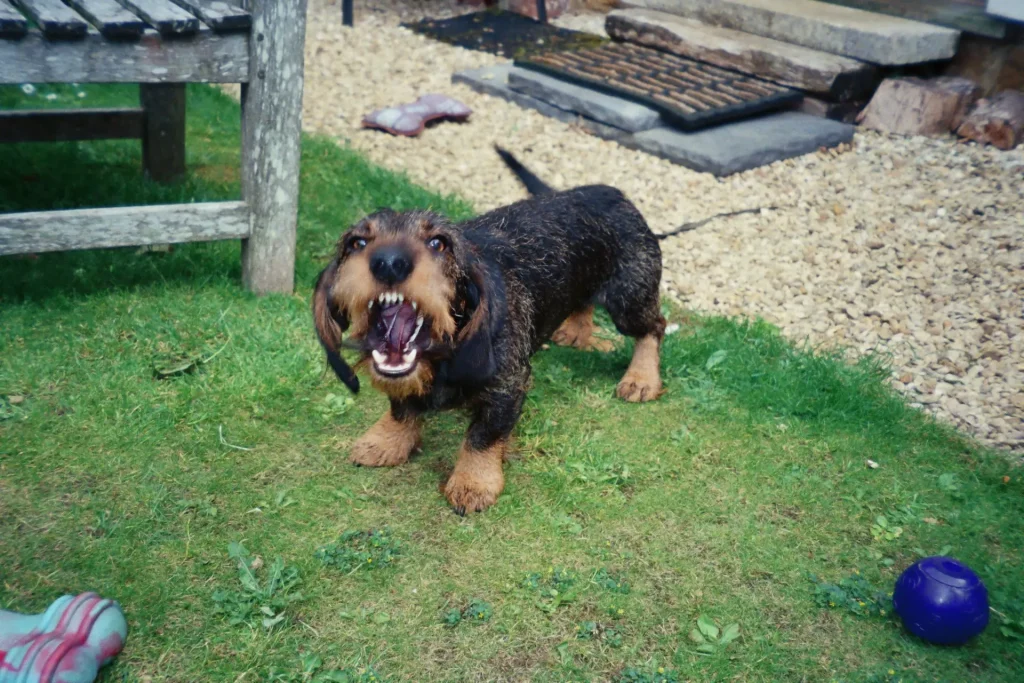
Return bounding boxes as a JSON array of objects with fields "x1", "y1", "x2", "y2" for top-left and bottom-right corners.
[{"x1": 1, "y1": 83, "x2": 1022, "y2": 683}]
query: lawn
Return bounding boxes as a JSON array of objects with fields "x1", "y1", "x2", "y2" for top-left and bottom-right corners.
[{"x1": 1, "y1": 83, "x2": 1022, "y2": 683}]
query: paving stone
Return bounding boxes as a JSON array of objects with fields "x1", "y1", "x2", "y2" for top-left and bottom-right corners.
[
  {"x1": 507, "y1": 66, "x2": 662, "y2": 132},
  {"x1": 452, "y1": 64, "x2": 577, "y2": 124},
  {"x1": 452, "y1": 64, "x2": 632, "y2": 142},
  {"x1": 607, "y1": 8, "x2": 877, "y2": 100},
  {"x1": 620, "y1": 0, "x2": 960, "y2": 65},
  {"x1": 630, "y1": 111, "x2": 855, "y2": 176}
]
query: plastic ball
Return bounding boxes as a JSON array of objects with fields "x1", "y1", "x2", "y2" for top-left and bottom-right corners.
[{"x1": 892, "y1": 556, "x2": 989, "y2": 645}]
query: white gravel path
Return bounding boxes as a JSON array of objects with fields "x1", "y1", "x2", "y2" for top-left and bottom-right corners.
[{"x1": 302, "y1": 1, "x2": 1024, "y2": 452}]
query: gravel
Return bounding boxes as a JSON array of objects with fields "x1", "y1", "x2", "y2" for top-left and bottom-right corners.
[{"x1": 302, "y1": 1, "x2": 1024, "y2": 452}]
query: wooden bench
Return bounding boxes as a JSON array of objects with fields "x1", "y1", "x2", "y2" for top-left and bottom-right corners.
[{"x1": 0, "y1": 0, "x2": 309, "y2": 294}]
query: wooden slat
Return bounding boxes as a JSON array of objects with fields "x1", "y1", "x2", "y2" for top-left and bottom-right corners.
[
  {"x1": 0, "y1": 28, "x2": 249, "y2": 84},
  {"x1": 140, "y1": 84, "x2": 186, "y2": 182},
  {"x1": 167, "y1": 0, "x2": 250, "y2": 31},
  {"x1": 116, "y1": 0, "x2": 199, "y2": 35},
  {"x1": 0, "y1": 202, "x2": 250, "y2": 255},
  {"x1": 0, "y1": 107, "x2": 144, "y2": 142},
  {"x1": 64, "y1": 0, "x2": 147, "y2": 38},
  {"x1": 0, "y1": 0, "x2": 28, "y2": 37},
  {"x1": 11, "y1": 0, "x2": 88, "y2": 38}
]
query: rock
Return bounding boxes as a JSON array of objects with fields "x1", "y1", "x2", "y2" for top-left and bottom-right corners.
[
  {"x1": 629, "y1": 111, "x2": 854, "y2": 176},
  {"x1": 956, "y1": 90, "x2": 1024, "y2": 150},
  {"x1": 507, "y1": 67, "x2": 662, "y2": 132},
  {"x1": 857, "y1": 77, "x2": 983, "y2": 137},
  {"x1": 605, "y1": 8, "x2": 877, "y2": 100},
  {"x1": 619, "y1": 0, "x2": 960, "y2": 65}
]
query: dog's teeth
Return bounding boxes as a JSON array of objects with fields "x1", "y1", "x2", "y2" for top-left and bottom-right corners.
[
  {"x1": 397, "y1": 293, "x2": 404, "y2": 304},
  {"x1": 409, "y1": 315, "x2": 424, "y2": 344},
  {"x1": 402, "y1": 350, "x2": 416, "y2": 363},
  {"x1": 368, "y1": 300, "x2": 374, "y2": 309},
  {"x1": 378, "y1": 293, "x2": 385, "y2": 303},
  {"x1": 371, "y1": 350, "x2": 387, "y2": 365},
  {"x1": 411, "y1": 301, "x2": 418, "y2": 311}
]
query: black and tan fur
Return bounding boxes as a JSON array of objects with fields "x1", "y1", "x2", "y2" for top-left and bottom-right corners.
[{"x1": 313, "y1": 148, "x2": 666, "y2": 514}]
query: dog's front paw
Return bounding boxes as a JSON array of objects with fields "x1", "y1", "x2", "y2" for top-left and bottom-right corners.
[
  {"x1": 349, "y1": 412, "x2": 420, "y2": 467},
  {"x1": 615, "y1": 373, "x2": 663, "y2": 403},
  {"x1": 444, "y1": 443, "x2": 505, "y2": 514}
]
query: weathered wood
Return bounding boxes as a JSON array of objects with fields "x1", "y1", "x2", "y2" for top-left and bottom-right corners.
[
  {"x1": 0, "y1": 1, "x2": 29, "y2": 37},
  {"x1": 818, "y1": 0, "x2": 1006, "y2": 39},
  {"x1": 0, "y1": 202, "x2": 250, "y2": 256},
  {"x1": 140, "y1": 83, "x2": 186, "y2": 183},
  {"x1": 341, "y1": 0, "x2": 351, "y2": 26},
  {"x1": 116, "y1": 0, "x2": 199, "y2": 35},
  {"x1": 956, "y1": 90, "x2": 1024, "y2": 150},
  {"x1": 11, "y1": 0, "x2": 88, "y2": 38},
  {"x1": 240, "y1": 0, "x2": 307, "y2": 294},
  {"x1": 857, "y1": 76, "x2": 983, "y2": 136},
  {"x1": 167, "y1": 0, "x2": 251, "y2": 31},
  {"x1": 0, "y1": 28, "x2": 249, "y2": 84},
  {"x1": 64, "y1": 0, "x2": 147, "y2": 38},
  {"x1": 606, "y1": 8, "x2": 877, "y2": 100},
  {"x1": 0, "y1": 107, "x2": 144, "y2": 143},
  {"x1": 944, "y1": 33, "x2": 1024, "y2": 97}
]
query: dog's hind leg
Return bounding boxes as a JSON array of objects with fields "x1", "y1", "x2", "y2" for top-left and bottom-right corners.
[
  {"x1": 600, "y1": 254, "x2": 666, "y2": 403},
  {"x1": 551, "y1": 305, "x2": 615, "y2": 352}
]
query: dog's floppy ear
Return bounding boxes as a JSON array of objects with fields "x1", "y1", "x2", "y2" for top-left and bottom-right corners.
[
  {"x1": 446, "y1": 260, "x2": 506, "y2": 387},
  {"x1": 312, "y1": 259, "x2": 360, "y2": 394}
]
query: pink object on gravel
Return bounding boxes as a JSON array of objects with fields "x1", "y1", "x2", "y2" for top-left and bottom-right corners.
[
  {"x1": 0, "y1": 593, "x2": 127, "y2": 683},
  {"x1": 362, "y1": 94, "x2": 472, "y2": 137}
]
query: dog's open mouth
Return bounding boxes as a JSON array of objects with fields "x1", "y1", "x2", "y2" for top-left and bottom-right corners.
[{"x1": 366, "y1": 292, "x2": 430, "y2": 378}]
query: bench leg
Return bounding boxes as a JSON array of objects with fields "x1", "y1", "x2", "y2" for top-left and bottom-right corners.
[
  {"x1": 240, "y1": 0, "x2": 308, "y2": 294},
  {"x1": 140, "y1": 84, "x2": 186, "y2": 184}
]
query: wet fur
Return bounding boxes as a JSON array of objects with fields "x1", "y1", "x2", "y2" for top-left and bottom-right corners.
[{"x1": 313, "y1": 149, "x2": 665, "y2": 513}]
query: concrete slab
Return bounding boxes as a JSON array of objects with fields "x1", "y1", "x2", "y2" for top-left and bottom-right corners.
[
  {"x1": 631, "y1": 111, "x2": 855, "y2": 176},
  {"x1": 620, "y1": 0, "x2": 960, "y2": 65},
  {"x1": 606, "y1": 8, "x2": 877, "y2": 100},
  {"x1": 452, "y1": 64, "x2": 578, "y2": 125},
  {"x1": 507, "y1": 66, "x2": 662, "y2": 132}
]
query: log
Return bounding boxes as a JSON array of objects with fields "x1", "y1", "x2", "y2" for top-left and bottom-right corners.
[
  {"x1": 956, "y1": 90, "x2": 1024, "y2": 150},
  {"x1": 857, "y1": 76, "x2": 982, "y2": 137},
  {"x1": 797, "y1": 96, "x2": 865, "y2": 123}
]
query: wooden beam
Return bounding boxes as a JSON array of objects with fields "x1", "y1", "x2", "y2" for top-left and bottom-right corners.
[
  {"x1": 0, "y1": 1, "x2": 29, "y2": 37},
  {"x1": 0, "y1": 28, "x2": 248, "y2": 84},
  {"x1": 63, "y1": 0, "x2": 147, "y2": 39},
  {"x1": 10, "y1": 0, "x2": 89, "y2": 39},
  {"x1": 140, "y1": 83, "x2": 186, "y2": 183},
  {"x1": 240, "y1": 0, "x2": 308, "y2": 294},
  {"x1": 0, "y1": 107, "x2": 144, "y2": 143},
  {"x1": 0, "y1": 202, "x2": 250, "y2": 255}
]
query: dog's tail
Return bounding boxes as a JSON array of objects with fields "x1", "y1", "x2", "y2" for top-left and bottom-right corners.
[{"x1": 495, "y1": 145, "x2": 554, "y2": 196}]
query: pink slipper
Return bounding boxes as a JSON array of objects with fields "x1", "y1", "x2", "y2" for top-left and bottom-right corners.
[
  {"x1": 362, "y1": 94, "x2": 472, "y2": 137},
  {"x1": 0, "y1": 592, "x2": 127, "y2": 683}
]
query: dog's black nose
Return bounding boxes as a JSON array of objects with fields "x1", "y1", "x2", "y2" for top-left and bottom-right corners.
[{"x1": 369, "y1": 245, "x2": 413, "y2": 285}]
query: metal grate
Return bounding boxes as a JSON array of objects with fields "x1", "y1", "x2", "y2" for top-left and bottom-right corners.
[{"x1": 515, "y1": 42, "x2": 802, "y2": 130}]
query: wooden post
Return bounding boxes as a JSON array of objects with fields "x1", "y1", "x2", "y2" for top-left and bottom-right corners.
[
  {"x1": 140, "y1": 83, "x2": 186, "y2": 184},
  {"x1": 342, "y1": 0, "x2": 352, "y2": 26},
  {"x1": 240, "y1": 0, "x2": 308, "y2": 295}
]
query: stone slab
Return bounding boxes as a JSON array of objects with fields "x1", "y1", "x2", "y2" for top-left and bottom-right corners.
[
  {"x1": 986, "y1": 0, "x2": 1024, "y2": 24},
  {"x1": 630, "y1": 111, "x2": 855, "y2": 176},
  {"x1": 507, "y1": 66, "x2": 662, "y2": 132},
  {"x1": 452, "y1": 64, "x2": 631, "y2": 141},
  {"x1": 452, "y1": 64, "x2": 577, "y2": 125},
  {"x1": 620, "y1": 0, "x2": 961, "y2": 65},
  {"x1": 606, "y1": 8, "x2": 877, "y2": 100}
]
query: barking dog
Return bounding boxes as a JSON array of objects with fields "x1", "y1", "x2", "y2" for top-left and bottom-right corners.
[{"x1": 313, "y1": 148, "x2": 666, "y2": 514}]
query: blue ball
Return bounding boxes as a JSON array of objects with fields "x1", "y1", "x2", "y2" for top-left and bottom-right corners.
[{"x1": 892, "y1": 556, "x2": 989, "y2": 645}]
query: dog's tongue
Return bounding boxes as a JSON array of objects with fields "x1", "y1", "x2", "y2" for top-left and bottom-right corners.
[{"x1": 382, "y1": 302, "x2": 417, "y2": 353}]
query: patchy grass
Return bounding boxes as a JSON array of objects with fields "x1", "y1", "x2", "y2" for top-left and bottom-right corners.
[{"x1": 1, "y1": 84, "x2": 1022, "y2": 682}]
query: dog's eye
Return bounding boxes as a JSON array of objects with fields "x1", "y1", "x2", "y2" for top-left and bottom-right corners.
[
  {"x1": 427, "y1": 236, "x2": 447, "y2": 253},
  {"x1": 348, "y1": 237, "x2": 368, "y2": 252}
]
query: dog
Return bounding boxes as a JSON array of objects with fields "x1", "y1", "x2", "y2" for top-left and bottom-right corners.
[{"x1": 312, "y1": 147, "x2": 667, "y2": 514}]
